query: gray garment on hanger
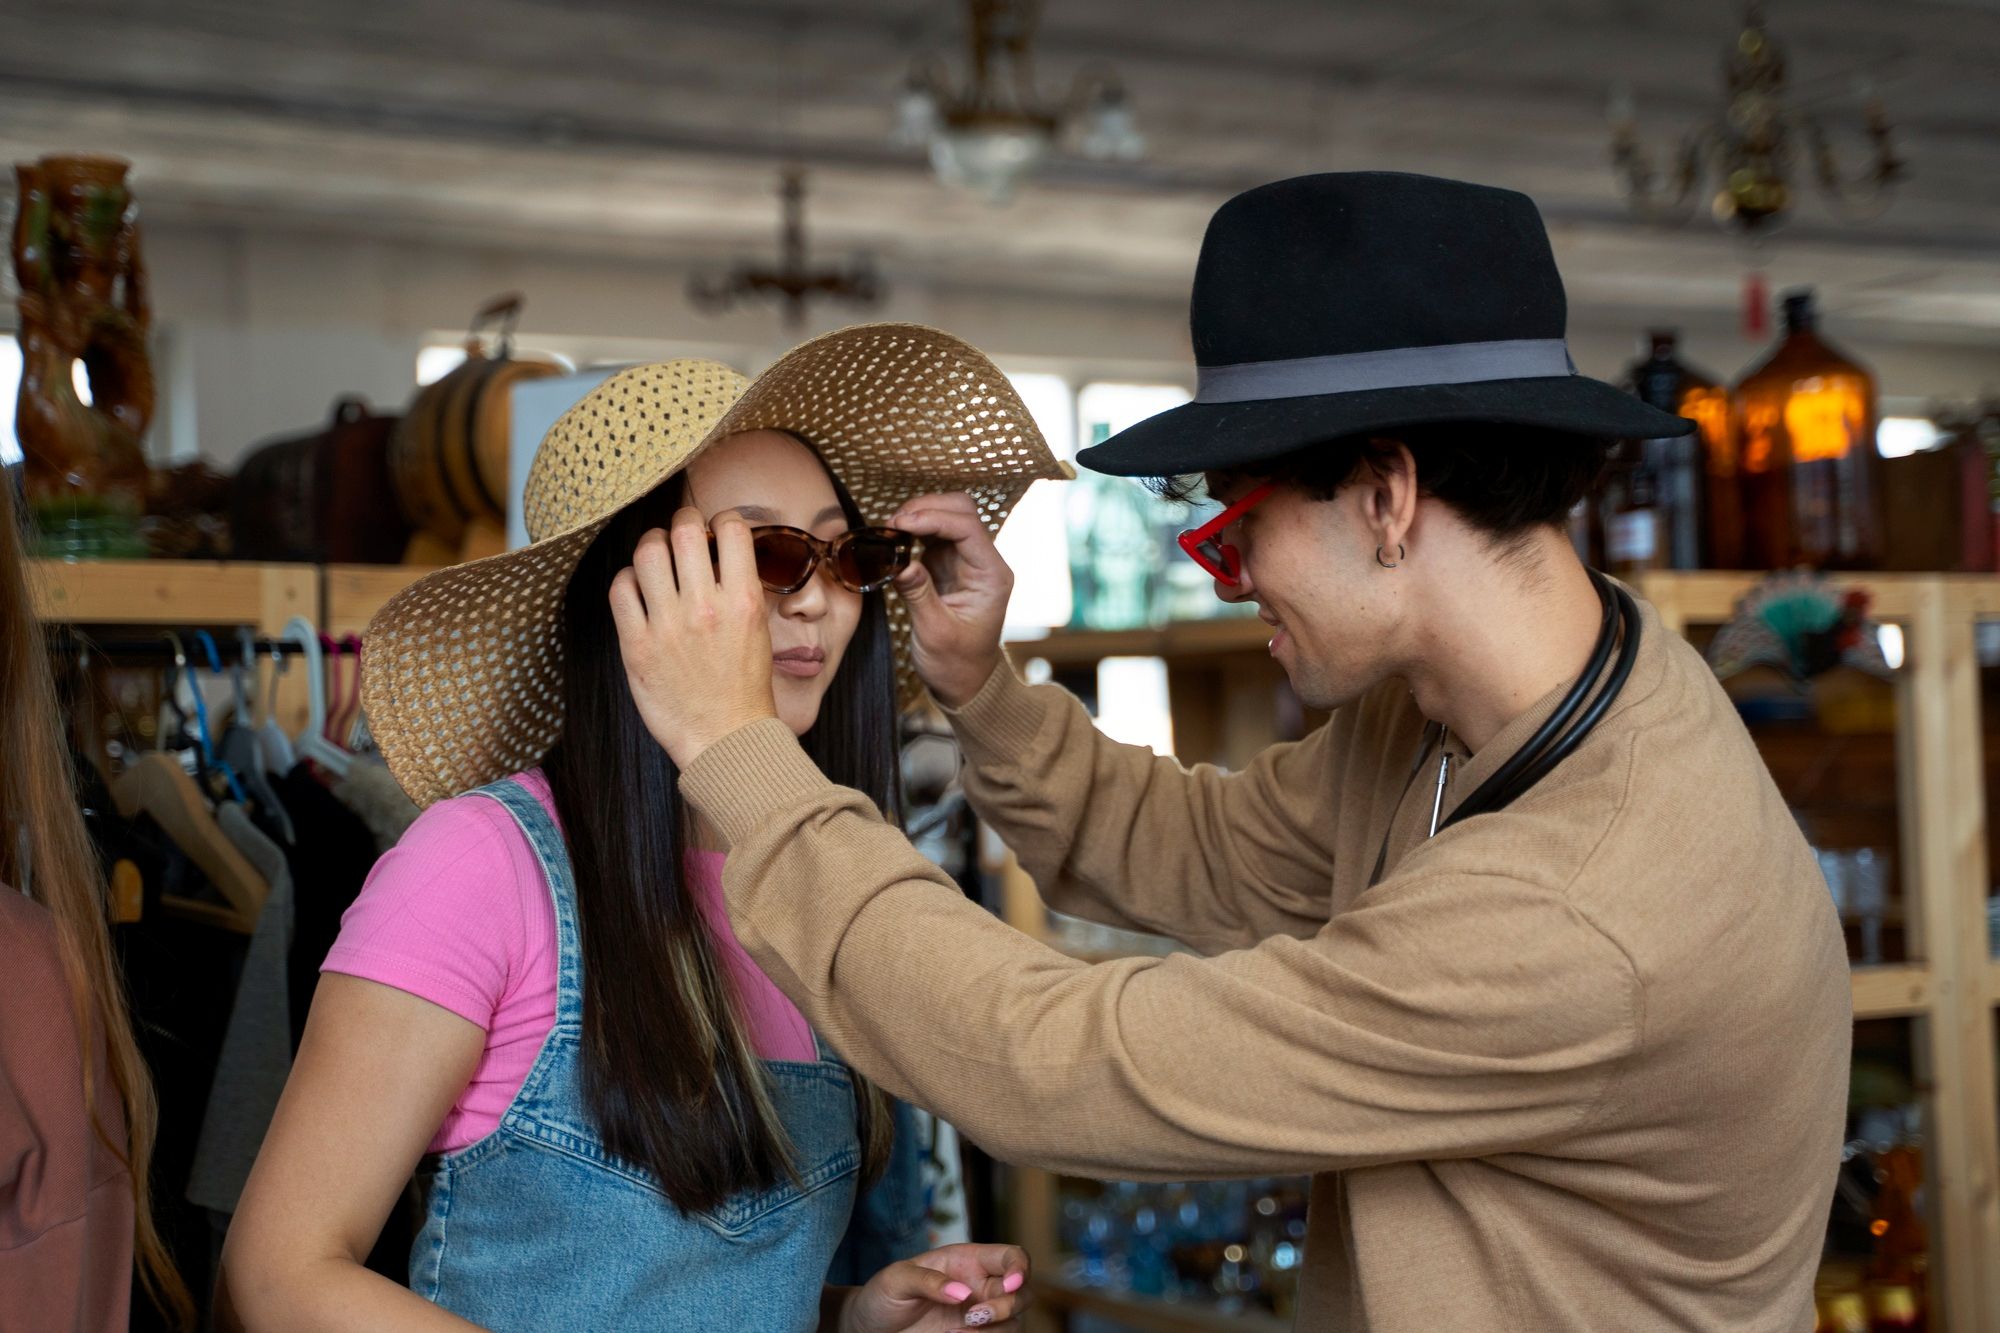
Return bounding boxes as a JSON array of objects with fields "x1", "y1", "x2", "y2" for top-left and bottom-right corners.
[
  {"x1": 186, "y1": 804, "x2": 294, "y2": 1217},
  {"x1": 255, "y1": 718, "x2": 296, "y2": 781},
  {"x1": 333, "y1": 758, "x2": 419, "y2": 855},
  {"x1": 222, "y1": 724, "x2": 295, "y2": 845}
]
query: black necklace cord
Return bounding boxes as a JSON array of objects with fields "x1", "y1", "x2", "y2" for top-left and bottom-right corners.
[
  {"x1": 1440, "y1": 572, "x2": 1619, "y2": 829},
  {"x1": 1469, "y1": 578, "x2": 1643, "y2": 822}
]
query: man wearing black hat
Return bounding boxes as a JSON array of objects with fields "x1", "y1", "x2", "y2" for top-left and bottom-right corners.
[{"x1": 618, "y1": 172, "x2": 1850, "y2": 1331}]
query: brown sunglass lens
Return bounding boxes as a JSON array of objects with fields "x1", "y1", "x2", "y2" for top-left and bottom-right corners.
[
  {"x1": 752, "y1": 530, "x2": 816, "y2": 591},
  {"x1": 835, "y1": 533, "x2": 911, "y2": 590}
]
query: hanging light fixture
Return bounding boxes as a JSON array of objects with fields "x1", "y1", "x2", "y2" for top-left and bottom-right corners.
[
  {"x1": 1607, "y1": 1, "x2": 1904, "y2": 235},
  {"x1": 688, "y1": 169, "x2": 882, "y2": 328},
  {"x1": 892, "y1": 0, "x2": 1144, "y2": 205}
]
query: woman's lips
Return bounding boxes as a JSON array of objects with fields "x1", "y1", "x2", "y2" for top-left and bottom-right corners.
[{"x1": 773, "y1": 647, "x2": 826, "y2": 679}]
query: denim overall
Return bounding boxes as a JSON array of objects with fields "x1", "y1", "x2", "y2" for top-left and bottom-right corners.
[{"x1": 409, "y1": 777, "x2": 861, "y2": 1331}]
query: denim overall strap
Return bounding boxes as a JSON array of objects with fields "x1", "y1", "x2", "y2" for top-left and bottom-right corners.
[
  {"x1": 412, "y1": 775, "x2": 863, "y2": 1332},
  {"x1": 465, "y1": 777, "x2": 583, "y2": 1031}
]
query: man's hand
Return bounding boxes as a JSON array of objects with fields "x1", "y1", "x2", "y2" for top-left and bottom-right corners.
[
  {"x1": 609, "y1": 507, "x2": 778, "y2": 768},
  {"x1": 890, "y1": 492, "x2": 1014, "y2": 709}
]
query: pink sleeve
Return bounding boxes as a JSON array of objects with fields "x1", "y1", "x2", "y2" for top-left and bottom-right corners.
[{"x1": 321, "y1": 793, "x2": 532, "y2": 1030}]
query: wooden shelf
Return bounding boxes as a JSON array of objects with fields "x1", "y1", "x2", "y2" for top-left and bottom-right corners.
[
  {"x1": 1851, "y1": 965, "x2": 1934, "y2": 1019},
  {"x1": 27, "y1": 558, "x2": 314, "y2": 628},
  {"x1": 1039, "y1": 1277, "x2": 1289, "y2": 1333},
  {"x1": 1635, "y1": 570, "x2": 1939, "y2": 629},
  {"x1": 27, "y1": 558, "x2": 444, "y2": 740},
  {"x1": 1006, "y1": 617, "x2": 1271, "y2": 668},
  {"x1": 323, "y1": 563, "x2": 442, "y2": 636}
]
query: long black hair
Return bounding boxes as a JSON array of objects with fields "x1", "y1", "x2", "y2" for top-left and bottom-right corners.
[{"x1": 541, "y1": 442, "x2": 899, "y2": 1213}]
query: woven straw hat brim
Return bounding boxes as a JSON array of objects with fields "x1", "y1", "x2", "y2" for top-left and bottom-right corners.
[{"x1": 366, "y1": 322, "x2": 1071, "y2": 808}]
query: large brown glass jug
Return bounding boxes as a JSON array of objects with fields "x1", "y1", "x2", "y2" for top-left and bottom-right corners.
[{"x1": 1732, "y1": 290, "x2": 1884, "y2": 569}]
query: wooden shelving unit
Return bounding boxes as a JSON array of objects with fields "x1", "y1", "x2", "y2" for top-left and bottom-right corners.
[
  {"x1": 28, "y1": 558, "x2": 314, "y2": 631},
  {"x1": 1640, "y1": 572, "x2": 2000, "y2": 1333},
  {"x1": 28, "y1": 558, "x2": 320, "y2": 733},
  {"x1": 27, "y1": 558, "x2": 445, "y2": 738},
  {"x1": 997, "y1": 573, "x2": 2000, "y2": 1333},
  {"x1": 322, "y1": 563, "x2": 441, "y2": 637},
  {"x1": 1010, "y1": 615, "x2": 1271, "y2": 669},
  {"x1": 1040, "y1": 1278, "x2": 1290, "y2": 1333}
]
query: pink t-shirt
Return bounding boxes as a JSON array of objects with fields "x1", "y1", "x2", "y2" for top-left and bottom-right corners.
[{"x1": 321, "y1": 769, "x2": 817, "y2": 1154}]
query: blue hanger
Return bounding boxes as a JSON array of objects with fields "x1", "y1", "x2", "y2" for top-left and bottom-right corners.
[{"x1": 190, "y1": 630, "x2": 249, "y2": 804}]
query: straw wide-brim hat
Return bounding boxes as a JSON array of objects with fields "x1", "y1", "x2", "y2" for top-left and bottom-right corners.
[{"x1": 365, "y1": 322, "x2": 1072, "y2": 808}]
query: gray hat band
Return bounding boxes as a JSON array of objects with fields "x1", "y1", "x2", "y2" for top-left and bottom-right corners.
[{"x1": 1195, "y1": 338, "x2": 1577, "y2": 405}]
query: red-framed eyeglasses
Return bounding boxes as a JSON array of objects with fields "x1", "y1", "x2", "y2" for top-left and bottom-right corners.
[{"x1": 1176, "y1": 481, "x2": 1276, "y2": 585}]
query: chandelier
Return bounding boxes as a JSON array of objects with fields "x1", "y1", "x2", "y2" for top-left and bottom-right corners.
[
  {"x1": 688, "y1": 169, "x2": 882, "y2": 329},
  {"x1": 1608, "y1": 1, "x2": 1903, "y2": 234},
  {"x1": 892, "y1": 0, "x2": 1144, "y2": 204}
]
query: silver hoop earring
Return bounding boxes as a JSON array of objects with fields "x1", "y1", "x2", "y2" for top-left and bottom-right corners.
[{"x1": 1375, "y1": 544, "x2": 1405, "y2": 569}]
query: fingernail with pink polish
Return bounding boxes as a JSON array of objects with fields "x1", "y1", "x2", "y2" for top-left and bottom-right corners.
[
  {"x1": 942, "y1": 1282, "x2": 973, "y2": 1303},
  {"x1": 1002, "y1": 1272, "x2": 1025, "y2": 1294},
  {"x1": 963, "y1": 1308, "x2": 995, "y2": 1328}
]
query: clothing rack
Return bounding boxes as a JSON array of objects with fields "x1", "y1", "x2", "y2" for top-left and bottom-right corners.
[{"x1": 43, "y1": 632, "x2": 363, "y2": 659}]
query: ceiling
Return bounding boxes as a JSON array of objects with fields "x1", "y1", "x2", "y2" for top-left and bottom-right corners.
[{"x1": 3, "y1": 0, "x2": 2000, "y2": 340}]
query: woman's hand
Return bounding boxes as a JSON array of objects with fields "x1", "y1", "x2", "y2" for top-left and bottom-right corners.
[
  {"x1": 839, "y1": 1244, "x2": 1031, "y2": 1333},
  {"x1": 609, "y1": 508, "x2": 778, "y2": 768}
]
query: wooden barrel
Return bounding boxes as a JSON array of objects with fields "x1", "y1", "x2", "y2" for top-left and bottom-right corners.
[{"x1": 391, "y1": 295, "x2": 563, "y2": 560}]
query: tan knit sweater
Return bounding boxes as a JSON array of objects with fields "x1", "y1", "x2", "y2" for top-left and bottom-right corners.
[{"x1": 680, "y1": 595, "x2": 1850, "y2": 1332}]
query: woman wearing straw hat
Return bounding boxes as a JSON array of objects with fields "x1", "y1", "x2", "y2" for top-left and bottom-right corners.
[{"x1": 218, "y1": 328, "x2": 1066, "y2": 1333}]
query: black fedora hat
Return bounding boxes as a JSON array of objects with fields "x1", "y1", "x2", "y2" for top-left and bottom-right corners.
[{"x1": 1077, "y1": 171, "x2": 1693, "y2": 478}]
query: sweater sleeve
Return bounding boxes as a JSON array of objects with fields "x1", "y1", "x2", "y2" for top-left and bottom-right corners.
[
  {"x1": 942, "y1": 658, "x2": 1338, "y2": 954},
  {"x1": 680, "y1": 720, "x2": 1638, "y2": 1181}
]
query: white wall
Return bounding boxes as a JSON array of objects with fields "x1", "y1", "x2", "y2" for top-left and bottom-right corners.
[
  {"x1": 139, "y1": 221, "x2": 1193, "y2": 468},
  {"x1": 95, "y1": 219, "x2": 2000, "y2": 467}
]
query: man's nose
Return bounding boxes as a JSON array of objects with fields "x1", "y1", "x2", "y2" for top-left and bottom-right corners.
[{"x1": 1216, "y1": 561, "x2": 1255, "y2": 604}]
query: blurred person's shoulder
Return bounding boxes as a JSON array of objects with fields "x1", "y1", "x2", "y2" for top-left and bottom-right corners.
[{"x1": 0, "y1": 886, "x2": 65, "y2": 1008}]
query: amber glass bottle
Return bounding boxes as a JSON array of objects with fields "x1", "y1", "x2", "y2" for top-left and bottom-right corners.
[
  {"x1": 1732, "y1": 291, "x2": 1884, "y2": 569},
  {"x1": 1614, "y1": 331, "x2": 1743, "y2": 570},
  {"x1": 1679, "y1": 366, "x2": 1742, "y2": 569}
]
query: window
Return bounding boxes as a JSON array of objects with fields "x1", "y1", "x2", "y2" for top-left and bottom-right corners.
[
  {"x1": 1076, "y1": 382, "x2": 1192, "y2": 453},
  {"x1": 2, "y1": 339, "x2": 95, "y2": 466},
  {"x1": 997, "y1": 372, "x2": 1077, "y2": 633},
  {"x1": 0, "y1": 339, "x2": 20, "y2": 466},
  {"x1": 416, "y1": 343, "x2": 470, "y2": 387},
  {"x1": 1877, "y1": 417, "x2": 1942, "y2": 458},
  {"x1": 997, "y1": 376, "x2": 1202, "y2": 636},
  {"x1": 1095, "y1": 655, "x2": 1176, "y2": 756}
]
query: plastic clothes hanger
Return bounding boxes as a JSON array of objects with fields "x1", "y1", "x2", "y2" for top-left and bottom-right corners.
[
  {"x1": 110, "y1": 753, "x2": 266, "y2": 935},
  {"x1": 154, "y1": 633, "x2": 228, "y2": 799},
  {"x1": 335, "y1": 634, "x2": 368, "y2": 751},
  {"x1": 320, "y1": 634, "x2": 353, "y2": 745},
  {"x1": 190, "y1": 631, "x2": 248, "y2": 805},
  {"x1": 255, "y1": 643, "x2": 297, "y2": 776},
  {"x1": 221, "y1": 629, "x2": 294, "y2": 844},
  {"x1": 111, "y1": 638, "x2": 265, "y2": 933},
  {"x1": 283, "y1": 616, "x2": 354, "y2": 779}
]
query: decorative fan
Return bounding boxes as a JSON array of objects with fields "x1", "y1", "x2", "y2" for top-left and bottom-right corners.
[
  {"x1": 1706, "y1": 572, "x2": 1892, "y2": 686},
  {"x1": 1706, "y1": 573, "x2": 1896, "y2": 730}
]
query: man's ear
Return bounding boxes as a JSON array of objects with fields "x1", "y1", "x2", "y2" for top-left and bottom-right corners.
[{"x1": 1357, "y1": 439, "x2": 1419, "y2": 554}]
